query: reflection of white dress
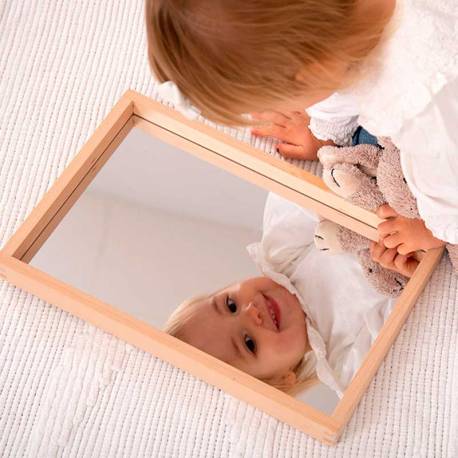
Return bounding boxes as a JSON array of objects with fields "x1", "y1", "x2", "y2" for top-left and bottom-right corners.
[{"x1": 247, "y1": 193, "x2": 395, "y2": 397}]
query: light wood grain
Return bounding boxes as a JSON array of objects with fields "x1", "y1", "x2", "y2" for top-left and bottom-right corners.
[
  {"x1": 20, "y1": 119, "x2": 134, "y2": 263},
  {"x1": 3, "y1": 94, "x2": 134, "y2": 259}
]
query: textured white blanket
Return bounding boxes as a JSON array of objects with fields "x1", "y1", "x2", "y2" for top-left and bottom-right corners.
[{"x1": 1, "y1": 1, "x2": 457, "y2": 456}]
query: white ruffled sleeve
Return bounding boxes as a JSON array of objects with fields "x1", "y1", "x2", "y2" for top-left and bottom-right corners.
[
  {"x1": 306, "y1": 92, "x2": 360, "y2": 146},
  {"x1": 393, "y1": 78, "x2": 458, "y2": 244}
]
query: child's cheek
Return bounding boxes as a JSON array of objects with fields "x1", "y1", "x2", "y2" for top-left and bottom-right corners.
[
  {"x1": 275, "y1": 331, "x2": 297, "y2": 351},
  {"x1": 282, "y1": 326, "x2": 307, "y2": 351}
]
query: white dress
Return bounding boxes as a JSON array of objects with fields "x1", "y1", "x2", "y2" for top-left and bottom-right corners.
[
  {"x1": 247, "y1": 193, "x2": 395, "y2": 397},
  {"x1": 307, "y1": 0, "x2": 458, "y2": 244}
]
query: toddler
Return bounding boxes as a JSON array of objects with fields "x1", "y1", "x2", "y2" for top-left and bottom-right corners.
[
  {"x1": 147, "y1": 0, "x2": 458, "y2": 260},
  {"x1": 165, "y1": 193, "x2": 397, "y2": 397}
]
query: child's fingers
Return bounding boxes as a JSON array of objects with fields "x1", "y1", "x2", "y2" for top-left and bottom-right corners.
[
  {"x1": 370, "y1": 241, "x2": 386, "y2": 262},
  {"x1": 393, "y1": 253, "x2": 407, "y2": 267},
  {"x1": 377, "y1": 219, "x2": 398, "y2": 236},
  {"x1": 251, "y1": 110, "x2": 290, "y2": 126},
  {"x1": 377, "y1": 204, "x2": 398, "y2": 219},
  {"x1": 251, "y1": 125, "x2": 285, "y2": 139},
  {"x1": 372, "y1": 240, "x2": 418, "y2": 276},
  {"x1": 393, "y1": 253, "x2": 408, "y2": 274},
  {"x1": 371, "y1": 241, "x2": 398, "y2": 269},
  {"x1": 382, "y1": 232, "x2": 403, "y2": 249},
  {"x1": 276, "y1": 143, "x2": 310, "y2": 160},
  {"x1": 378, "y1": 247, "x2": 398, "y2": 267},
  {"x1": 394, "y1": 254, "x2": 418, "y2": 277},
  {"x1": 287, "y1": 111, "x2": 310, "y2": 124},
  {"x1": 397, "y1": 244, "x2": 412, "y2": 256}
]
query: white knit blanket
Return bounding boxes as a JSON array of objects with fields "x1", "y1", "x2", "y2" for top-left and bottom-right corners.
[{"x1": 1, "y1": 2, "x2": 457, "y2": 456}]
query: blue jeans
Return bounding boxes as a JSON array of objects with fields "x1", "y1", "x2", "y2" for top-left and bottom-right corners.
[{"x1": 351, "y1": 126, "x2": 378, "y2": 146}]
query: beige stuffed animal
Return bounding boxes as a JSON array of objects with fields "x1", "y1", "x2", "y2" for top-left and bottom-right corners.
[{"x1": 314, "y1": 138, "x2": 457, "y2": 297}]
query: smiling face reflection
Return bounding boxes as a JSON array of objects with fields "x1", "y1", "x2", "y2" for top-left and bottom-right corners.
[{"x1": 175, "y1": 277, "x2": 310, "y2": 385}]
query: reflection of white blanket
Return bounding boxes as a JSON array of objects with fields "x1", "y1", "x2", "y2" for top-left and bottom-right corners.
[{"x1": 248, "y1": 193, "x2": 394, "y2": 396}]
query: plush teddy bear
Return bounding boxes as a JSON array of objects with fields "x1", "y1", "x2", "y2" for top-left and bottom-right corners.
[{"x1": 313, "y1": 138, "x2": 457, "y2": 297}]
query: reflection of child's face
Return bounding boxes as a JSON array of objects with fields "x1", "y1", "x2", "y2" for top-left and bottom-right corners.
[{"x1": 180, "y1": 277, "x2": 309, "y2": 383}]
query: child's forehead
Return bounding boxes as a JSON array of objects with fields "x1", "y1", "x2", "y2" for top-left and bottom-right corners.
[
  {"x1": 209, "y1": 282, "x2": 239, "y2": 297},
  {"x1": 210, "y1": 278, "x2": 271, "y2": 298}
]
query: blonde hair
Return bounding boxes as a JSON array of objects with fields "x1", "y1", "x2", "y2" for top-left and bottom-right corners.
[
  {"x1": 164, "y1": 294, "x2": 318, "y2": 394},
  {"x1": 146, "y1": 0, "x2": 394, "y2": 125}
]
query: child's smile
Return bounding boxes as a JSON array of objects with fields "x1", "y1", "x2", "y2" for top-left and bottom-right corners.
[{"x1": 263, "y1": 293, "x2": 280, "y2": 330}]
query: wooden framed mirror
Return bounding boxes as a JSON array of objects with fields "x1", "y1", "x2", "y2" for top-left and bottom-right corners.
[{"x1": 0, "y1": 90, "x2": 443, "y2": 444}]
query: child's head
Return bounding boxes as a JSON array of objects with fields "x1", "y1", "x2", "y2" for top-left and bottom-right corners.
[
  {"x1": 146, "y1": 0, "x2": 393, "y2": 124},
  {"x1": 164, "y1": 276, "x2": 314, "y2": 391}
]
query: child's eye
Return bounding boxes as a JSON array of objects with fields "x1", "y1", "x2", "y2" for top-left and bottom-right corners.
[
  {"x1": 226, "y1": 296, "x2": 237, "y2": 313},
  {"x1": 244, "y1": 335, "x2": 256, "y2": 354}
]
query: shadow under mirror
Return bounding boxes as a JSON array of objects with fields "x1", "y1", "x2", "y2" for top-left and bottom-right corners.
[{"x1": 31, "y1": 127, "x2": 398, "y2": 415}]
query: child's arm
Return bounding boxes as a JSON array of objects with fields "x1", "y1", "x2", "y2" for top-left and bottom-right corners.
[
  {"x1": 251, "y1": 93, "x2": 360, "y2": 160},
  {"x1": 251, "y1": 111, "x2": 332, "y2": 161},
  {"x1": 377, "y1": 204, "x2": 445, "y2": 254}
]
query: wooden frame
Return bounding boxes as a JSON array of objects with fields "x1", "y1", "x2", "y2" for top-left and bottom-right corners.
[{"x1": 0, "y1": 90, "x2": 443, "y2": 445}]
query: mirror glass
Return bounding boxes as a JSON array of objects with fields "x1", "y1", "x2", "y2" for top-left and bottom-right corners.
[{"x1": 31, "y1": 127, "x2": 396, "y2": 414}]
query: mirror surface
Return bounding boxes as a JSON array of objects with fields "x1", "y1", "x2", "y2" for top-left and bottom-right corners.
[{"x1": 31, "y1": 127, "x2": 395, "y2": 414}]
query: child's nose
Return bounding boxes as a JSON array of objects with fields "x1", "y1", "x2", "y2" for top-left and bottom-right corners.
[{"x1": 245, "y1": 302, "x2": 263, "y2": 326}]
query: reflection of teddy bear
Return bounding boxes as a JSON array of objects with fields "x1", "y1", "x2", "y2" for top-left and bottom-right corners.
[{"x1": 313, "y1": 138, "x2": 457, "y2": 297}]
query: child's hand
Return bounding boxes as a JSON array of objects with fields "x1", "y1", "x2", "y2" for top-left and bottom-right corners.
[
  {"x1": 370, "y1": 240, "x2": 419, "y2": 277},
  {"x1": 377, "y1": 204, "x2": 445, "y2": 254},
  {"x1": 251, "y1": 111, "x2": 332, "y2": 161}
]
